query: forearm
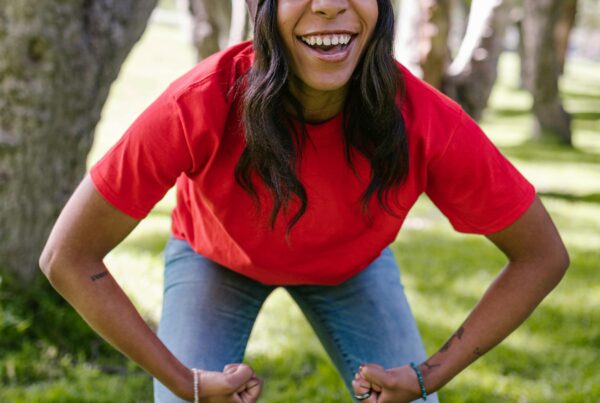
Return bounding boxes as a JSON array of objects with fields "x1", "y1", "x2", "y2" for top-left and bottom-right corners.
[
  {"x1": 420, "y1": 259, "x2": 567, "y2": 392},
  {"x1": 44, "y1": 259, "x2": 192, "y2": 399}
]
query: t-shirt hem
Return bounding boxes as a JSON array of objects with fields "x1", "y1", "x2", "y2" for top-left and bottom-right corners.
[
  {"x1": 89, "y1": 167, "x2": 148, "y2": 220},
  {"x1": 169, "y1": 232, "x2": 372, "y2": 286},
  {"x1": 454, "y1": 184, "x2": 537, "y2": 235}
]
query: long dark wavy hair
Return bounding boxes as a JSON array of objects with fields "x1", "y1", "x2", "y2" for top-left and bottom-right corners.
[{"x1": 235, "y1": 0, "x2": 408, "y2": 234}]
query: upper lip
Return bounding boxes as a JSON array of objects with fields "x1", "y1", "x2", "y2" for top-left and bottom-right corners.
[{"x1": 297, "y1": 30, "x2": 357, "y2": 37}]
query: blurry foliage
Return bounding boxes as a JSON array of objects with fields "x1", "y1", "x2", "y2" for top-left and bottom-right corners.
[{"x1": 0, "y1": 272, "x2": 152, "y2": 402}]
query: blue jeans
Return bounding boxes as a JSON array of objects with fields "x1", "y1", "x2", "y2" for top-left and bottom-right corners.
[{"x1": 154, "y1": 237, "x2": 439, "y2": 402}]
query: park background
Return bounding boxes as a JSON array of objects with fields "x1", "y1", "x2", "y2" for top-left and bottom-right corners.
[{"x1": 1, "y1": 0, "x2": 599, "y2": 401}]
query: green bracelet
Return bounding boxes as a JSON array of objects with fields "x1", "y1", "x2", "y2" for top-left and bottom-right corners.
[{"x1": 409, "y1": 362, "x2": 427, "y2": 401}]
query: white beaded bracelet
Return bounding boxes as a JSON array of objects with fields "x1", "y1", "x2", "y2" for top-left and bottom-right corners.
[{"x1": 192, "y1": 368, "x2": 200, "y2": 403}]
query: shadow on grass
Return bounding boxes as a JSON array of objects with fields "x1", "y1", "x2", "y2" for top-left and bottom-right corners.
[
  {"x1": 500, "y1": 140, "x2": 600, "y2": 164},
  {"x1": 0, "y1": 273, "x2": 131, "y2": 386},
  {"x1": 420, "y1": 318, "x2": 598, "y2": 402},
  {"x1": 396, "y1": 228, "x2": 600, "y2": 338},
  {"x1": 489, "y1": 107, "x2": 530, "y2": 118},
  {"x1": 571, "y1": 111, "x2": 600, "y2": 121},
  {"x1": 246, "y1": 351, "x2": 348, "y2": 402},
  {"x1": 562, "y1": 90, "x2": 600, "y2": 101},
  {"x1": 538, "y1": 191, "x2": 600, "y2": 204}
]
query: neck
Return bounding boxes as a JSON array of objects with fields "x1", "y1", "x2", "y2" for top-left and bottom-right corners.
[{"x1": 287, "y1": 76, "x2": 348, "y2": 123}]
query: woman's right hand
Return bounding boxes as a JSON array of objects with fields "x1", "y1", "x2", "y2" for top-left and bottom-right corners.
[
  {"x1": 39, "y1": 178, "x2": 263, "y2": 403},
  {"x1": 193, "y1": 363, "x2": 263, "y2": 402}
]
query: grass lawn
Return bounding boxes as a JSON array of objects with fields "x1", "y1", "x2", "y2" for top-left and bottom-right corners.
[{"x1": 1, "y1": 18, "x2": 599, "y2": 403}]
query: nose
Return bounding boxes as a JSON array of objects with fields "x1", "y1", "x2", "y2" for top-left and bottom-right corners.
[{"x1": 311, "y1": 0, "x2": 347, "y2": 19}]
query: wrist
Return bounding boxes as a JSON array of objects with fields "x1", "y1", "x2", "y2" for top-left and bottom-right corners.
[
  {"x1": 171, "y1": 366, "x2": 195, "y2": 400},
  {"x1": 410, "y1": 362, "x2": 428, "y2": 400}
]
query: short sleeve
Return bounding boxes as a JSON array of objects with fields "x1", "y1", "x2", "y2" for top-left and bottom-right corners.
[
  {"x1": 90, "y1": 91, "x2": 194, "y2": 219},
  {"x1": 425, "y1": 111, "x2": 536, "y2": 234}
]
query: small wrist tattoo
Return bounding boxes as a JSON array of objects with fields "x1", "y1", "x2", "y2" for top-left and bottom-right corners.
[
  {"x1": 422, "y1": 361, "x2": 441, "y2": 371},
  {"x1": 90, "y1": 271, "x2": 109, "y2": 282},
  {"x1": 440, "y1": 326, "x2": 465, "y2": 353}
]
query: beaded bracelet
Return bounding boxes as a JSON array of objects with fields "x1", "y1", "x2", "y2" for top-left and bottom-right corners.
[
  {"x1": 409, "y1": 362, "x2": 427, "y2": 401},
  {"x1": 192, "y1": 368, "x2": 200, "y2": 403}
]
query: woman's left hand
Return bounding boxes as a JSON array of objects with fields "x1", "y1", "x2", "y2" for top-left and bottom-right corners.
[{"x1": 352, "y1": 363, "x2": 422, "y2": 403}]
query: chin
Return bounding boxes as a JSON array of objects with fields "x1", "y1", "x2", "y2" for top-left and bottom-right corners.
[{"x1": 303, "y1": 73, "x2": 353, "y2": 92}]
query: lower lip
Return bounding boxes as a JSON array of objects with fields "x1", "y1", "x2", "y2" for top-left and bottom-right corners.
[{"x1": 298, "y1": 37, "x2": 356, "y2": 63}]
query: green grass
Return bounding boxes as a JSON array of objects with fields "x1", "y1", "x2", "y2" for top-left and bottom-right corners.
[{"x1": 2, "y1": 19, "x2": 600, "y2": 402}]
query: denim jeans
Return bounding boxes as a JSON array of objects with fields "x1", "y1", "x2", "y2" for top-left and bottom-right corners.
[{"x1": 154, "y1": 237, "x2": 439, "y2": 402}]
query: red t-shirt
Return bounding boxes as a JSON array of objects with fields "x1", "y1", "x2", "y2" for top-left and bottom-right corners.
[{"x1": 91, "y1": 41, "x2": 535, "y2": 286}]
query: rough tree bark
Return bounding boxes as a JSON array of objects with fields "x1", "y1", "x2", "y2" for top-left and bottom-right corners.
[
  {"x1": 444, "y1": 0, "x2": 514, "y2": 121},
  {"x1": 0, "y1": 0, "x2": 158, "y2": 284},
  {"x1": 522, "y1": 0, "x2": 572, "y2": 144}
]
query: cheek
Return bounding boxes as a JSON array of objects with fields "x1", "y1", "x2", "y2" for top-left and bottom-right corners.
[
  {"x1": 358, "y1": 1, "x2": 379, "y2": 34},
  {"x1": 277, "y1": 18, "x2": 295, "y2": 51},
  {"x1": 276, "y1": 3, "x2": 296, "y2": 39}
]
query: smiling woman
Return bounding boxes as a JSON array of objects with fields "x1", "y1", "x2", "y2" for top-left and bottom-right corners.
[{"x1": 39, "y1": 1, "x2": 568, "y2": 402}]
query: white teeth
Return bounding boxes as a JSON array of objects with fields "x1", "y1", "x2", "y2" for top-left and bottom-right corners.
[{"x1": 301, "y1": 34, "x2": 352, "y2": 47}]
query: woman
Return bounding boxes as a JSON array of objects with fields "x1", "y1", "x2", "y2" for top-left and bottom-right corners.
[{"x1": 39, "y1": 0, "x2": 569, "y2": 402}]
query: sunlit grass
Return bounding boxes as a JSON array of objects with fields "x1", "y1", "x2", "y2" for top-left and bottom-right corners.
[{"x1": 3, "y1": 17, "x2": 599, "y2": 402}]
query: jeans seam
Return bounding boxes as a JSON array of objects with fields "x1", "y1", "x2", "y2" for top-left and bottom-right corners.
[{"x1": 290, "y1": 291, "x2": 355, "y2": 380}]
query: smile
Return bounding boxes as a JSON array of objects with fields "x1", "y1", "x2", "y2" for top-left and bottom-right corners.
[
  {"x1": 296, "y1": 32, "x2": 357, "y2": 62},
  {"x1": 300, "y1": 33, "x2": 352, "y2": 47}
]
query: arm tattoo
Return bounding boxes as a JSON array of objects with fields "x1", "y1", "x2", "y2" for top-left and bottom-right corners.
[
  {"x1": 421, "y1": 361, "x2": 441, "y2": 371},
  {"x1": 440, "y1": 326, "x2": 465, "y2": 353},
  {"x1": 90, "y1": 271, "x2": 109, "y2": 282}
]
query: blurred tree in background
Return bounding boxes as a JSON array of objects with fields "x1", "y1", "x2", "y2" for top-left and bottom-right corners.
[
  {"x1": 185, "y1": 0, "x2": 250, "y2": 60},
  {"x1": 395, "y1": 0, "x2": 577, "y2": 144},
  {"x1": 444, "y1": 0, "x2": 514, "y2": 121},
  {"x1": 0, "y1": 1, "x2": 157, "y2": 285},
  {"x1": 521, "y1": 0, "x2": 572, "y2": 144}
]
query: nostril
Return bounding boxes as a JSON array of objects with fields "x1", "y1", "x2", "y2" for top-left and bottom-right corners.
[{"x1": 313, "y1": 3, "x2": 347, "y2": 18}]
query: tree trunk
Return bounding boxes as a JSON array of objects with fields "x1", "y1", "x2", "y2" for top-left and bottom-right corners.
[
  {"x1": 514, "y1": 6, "x2": 527, "y2": 89},
  {"x1": 395, "y1": 0, "x2": 424, "y2": 76},
  {"x1": 444, "y1": 0, "x2": 514, "y2": 121},
  {"x1": 395, "y1": 0, "x2": 451, "y2": 89},
  {"x1": 0, "y1": 0, "x2": 158, "y2": 284},
  {"x1": 522, "y1": 0, "x2": 572, "y2": 144},
  {"x1": 554, "y1": 0, "x2": 578, "y2": 75},
  {"x1": 419, "y1": 0, "x2": 451, "y2": 89},
  {"x1": 189, "y1": 0, "x2": 233, "y2": 60},
  {"x1": 228, "y1": 0, "x2": 251, "y2": 46}
]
